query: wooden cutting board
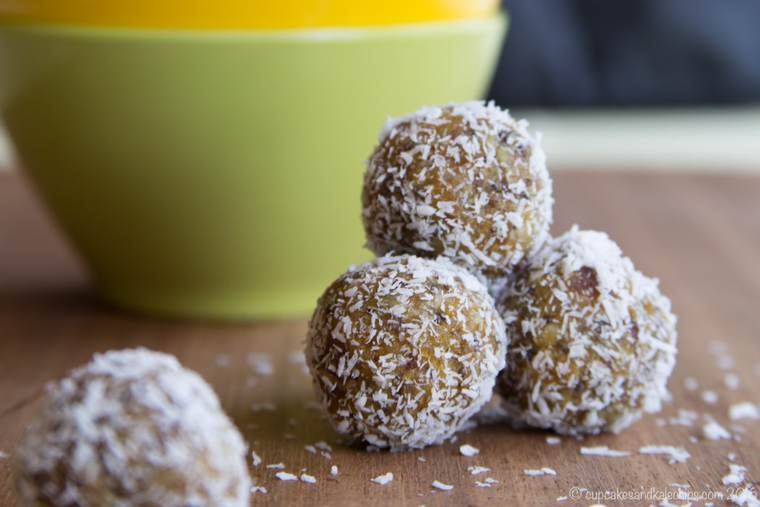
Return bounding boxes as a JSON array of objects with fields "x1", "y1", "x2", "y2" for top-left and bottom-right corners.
[{"x1": 1, "y1": 171, "x2": 758, "y2": 506}]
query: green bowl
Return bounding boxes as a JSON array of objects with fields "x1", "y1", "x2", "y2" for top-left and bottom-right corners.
[{"x1": 0, "y1": 16, "x2": 506, "y2": 319}]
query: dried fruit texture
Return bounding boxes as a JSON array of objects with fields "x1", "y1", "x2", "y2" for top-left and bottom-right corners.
[
  {"x1": 362, "y1": 101, "x2": 553, "y2": 294},
  {"x1": 306, "y1": 254, "x2": 507, "y2": 450},
  {"x1": 15, "y1": 348, "x2": 250, "y2": 507},
  {"x1": 497, "y1": 227, "x2": 678, "y2": 435}
]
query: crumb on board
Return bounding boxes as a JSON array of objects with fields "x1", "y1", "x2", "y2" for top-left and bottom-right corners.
[
  {"x1": 330, "y1": 465, "x2": 338, "y2": 476},
  {"x1": 266, "y1": 463, "x2": 285, "y2": 470},
  {"x1": 300, "y1": 473, "x2": 317, "y2": 484},
  {"x1": 546, "y1": 436, "x2": 561, "y2": 445},
  {"x1": 468, "y1": 465, "x2": 491, "y2": 475}
]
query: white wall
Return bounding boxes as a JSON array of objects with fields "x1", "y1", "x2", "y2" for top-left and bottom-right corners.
[{"x1": 515, "y1": 106, "x2": 760, "y2": 172}]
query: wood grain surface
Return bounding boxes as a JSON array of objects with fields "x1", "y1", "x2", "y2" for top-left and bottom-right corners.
[{"x1": 1, "y1": 171, "x2": 759, "y2": 506}]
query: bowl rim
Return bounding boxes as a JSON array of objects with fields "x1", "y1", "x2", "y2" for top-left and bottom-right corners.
[{"x1": 0, "y1": 12, "x2": 506, "y2": 41}]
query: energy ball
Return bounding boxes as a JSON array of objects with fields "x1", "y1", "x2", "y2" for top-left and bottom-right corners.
[
  {"x1": 362, "y1": 101, "x2": 553, "y2": 292},
  {"x1": 306, "y1": 254, "x2": 507, "y2": 450},
  {"x1": 15, "y1": 348, "x2": 251, "y2": 507},
  {"x1": 497, "y1": 227, "x2": 677, "y2": 435}
]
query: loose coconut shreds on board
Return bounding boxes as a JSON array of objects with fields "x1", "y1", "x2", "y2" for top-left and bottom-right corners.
[
  {"x1": 305, "y1": 254, "x2": 507, "y2": 451},
  {"x1": 14, "y1": 348, "x2": 251, "y2": 507},
  {"x1": 497, "y1": 226, "x2": 678, "y2": 436},
  {"x1": 723, "y1": 464, "x2": 748, "y2": 485},
  {"x1": 638, "y1": 445, "x2": 690, "y2": 464},
  {"x1": 362, "y1": 101, "x2": 553, "y2": 293},
  {"x1": 730, "y1": 486, "x2": 760, "y2": 506}
]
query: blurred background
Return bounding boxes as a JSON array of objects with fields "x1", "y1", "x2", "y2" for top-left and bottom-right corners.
[
  {"x1": 489, "y1": 0, "x2": 760, "y2": 170},
  {"x1": 6, "y1": 0, "x2": 756, "y2": 172},
  {"x1": 1, "y1": 0, "x2": 758, "y2": 318}
]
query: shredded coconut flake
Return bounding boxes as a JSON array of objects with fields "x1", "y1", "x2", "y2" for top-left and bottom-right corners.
[
  {"x1": 475, "y1": 478, "x2": 499, "y2": 488},
  {"x1": 459, "y1": 444, "x2": 479, "y2": 457},
  {"x1": 371, "y1": 472, "x2": 394, "y2": 485},
  {"x1": 524, "y1": 467, "x2": 557, "y2": 477},
  {"x1": 468, "y1": 465, "x2": 490, "y2": 475},
  {"x1": 702, "y1": 390, "x2": 719, "y2": 405},
  {"x1": 330, "y1": 465, "x2": 338, "y2": 476},
  {"x1": 432, "y1": 480, "x2": 454, "y2": 491},
  {"x1": 300, "y1": 473, "x2": 317, "y2": 484},
  {"x1": 702, "y1": 420, "x2": 731, "y2": 440},
  {"x1": 725, "y1": 373, "x2": 740, "y2": 390},
  {"x1": 545, "y1": 436, "x2": 561, "y2": 445},
  {"x1": 275, "y1": 472, "x2": 298, "y2": 481},
  {"x1": 580, "y1": 446, "x2": 630, "y2": 457},
  {"x1": 730, "y1": 402, "x2": 759, "y2": 421},
  {"x1": 247, "y1": 353, "x2": 274, "y2": 376}
]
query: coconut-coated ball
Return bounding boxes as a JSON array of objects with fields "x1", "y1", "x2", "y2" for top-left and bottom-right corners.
[
  {"x1": 15, "y1": 348, "x2": 251, "y2": 507},
  {"x1": 306, "y1": 254, "x2": 507, "y2": 450},
  {"x1": 497, "y1": 226, "x2": 677, "y2": 435},
  {"x1": 362, "y1": 101, "x2": 553, "y2": 292}
]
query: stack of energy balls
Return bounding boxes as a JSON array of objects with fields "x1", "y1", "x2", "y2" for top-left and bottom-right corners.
[{"x1": 306, "y1": 101, "x2": 678, "y2": 450}]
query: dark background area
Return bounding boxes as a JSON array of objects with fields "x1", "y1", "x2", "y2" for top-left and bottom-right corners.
[{"x1": 488, "y1": 0, "x2": 760, "y2": 107}]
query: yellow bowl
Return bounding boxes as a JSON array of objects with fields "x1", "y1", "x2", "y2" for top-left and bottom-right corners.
[
  {"x1": 0, "y1": 0, "x2": 499, "y2": 29},
  {"x1": 0, "y1": 16, "x2": 506, "y2": 319}
]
